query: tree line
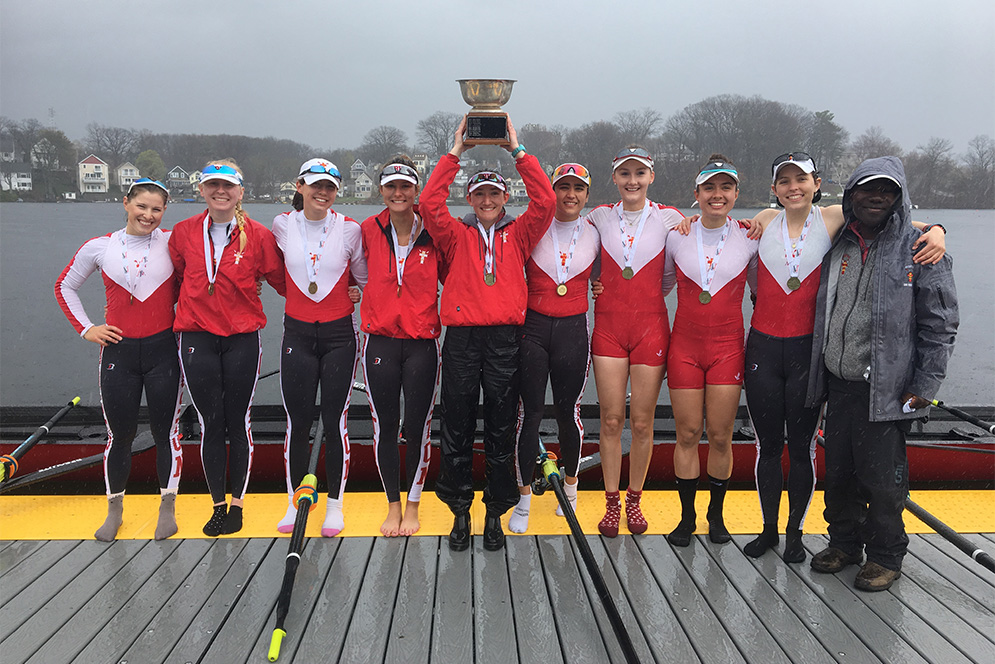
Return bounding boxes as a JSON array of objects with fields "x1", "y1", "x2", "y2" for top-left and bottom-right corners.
[{"x1": 2, "y1": 94, "x2": 992, "y2": 208}]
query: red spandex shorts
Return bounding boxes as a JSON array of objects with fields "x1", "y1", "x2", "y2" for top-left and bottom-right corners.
[
  {"x1": 591, "y1": 311, "x2": 670, "y2": 367},
  {"x1": 666, "y1": 331, "x2": 745, "y2": 389}
]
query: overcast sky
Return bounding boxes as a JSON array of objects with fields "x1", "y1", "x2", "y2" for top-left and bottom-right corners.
[{"x1": 2, "y1": 1, "x2": 993, "y2": 156}]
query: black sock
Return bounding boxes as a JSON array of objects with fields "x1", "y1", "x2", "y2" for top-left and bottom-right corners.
[
  {"x1": 222, "y1": 505, "x2": 243, "y2": 535},
  {"x1": 744, "y1": 523, "x2": 779, "y2": 558},
  {"x1": 783, "y1": 527, "x2": 805, "y2": 563},
  {"x1": 706, "y1": 475, "x2": 731, "y2": 543},
  {"x1": 203, "y1": 504, "x2": 227, "y2": 537},
  {"x1": 668, "y1": 477, "x2": 698, "y2": 547}
]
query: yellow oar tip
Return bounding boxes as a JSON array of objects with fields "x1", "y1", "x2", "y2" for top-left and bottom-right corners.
[
  {"x1": 70, "y1": 397, "x2": 81, "y2": 406},
  {"x1": 268, "y1": 628, "x2": 286, "y2": 661}
]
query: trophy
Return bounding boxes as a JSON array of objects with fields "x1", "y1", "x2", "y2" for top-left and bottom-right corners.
[{"x1": 457, "y1": 79, "x2": 516, "y2": 146}]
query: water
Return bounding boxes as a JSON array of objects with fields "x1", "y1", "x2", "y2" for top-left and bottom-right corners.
[{"x1": 1, "y1": 203, "x2": 992, "y2": 408}]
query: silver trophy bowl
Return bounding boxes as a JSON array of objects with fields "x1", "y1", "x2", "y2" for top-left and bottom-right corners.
[{"x1": 457, "y1": 79, "x2": 516, "y2": 112}]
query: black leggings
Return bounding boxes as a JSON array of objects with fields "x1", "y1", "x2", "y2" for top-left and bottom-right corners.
[
  {"x1": 179, "y1": 330, "x2": 261, "y2": 503},
  {"x1": 744, "y1": 329, "x2": 822, "y2": 530},
  {"x1": 100, "y1": 329, "x2": 183, "y2": 494},
  {"x1": 516, "y1": 310, "x2": 590, "y2": 485},
  {"x1": 363, "y1": 334, "x2": 440, "y2": 503},
  {"x1": 280, "y1": 315, "x2": 358, "y2": 499}
]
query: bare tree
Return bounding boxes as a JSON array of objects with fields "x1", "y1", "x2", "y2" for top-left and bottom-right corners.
[
  {"x1": 563, "y1": 121, "x2": 624, "y2": 204},
  {"x1": 518, "y1": 123, "x2": 564, "y2": 169},
  {"x1": 850, "y1": 126, "x2": 903, "y2": 162},
  {"x1": 360, "y1": 125, "x2": 409, "y2": 167},
  {"x1": 905, "y1": 137, "x2": 956, "y2": 207},
  {"x1": 805, "y1": 111, "x2": 849, "y2": 181},
  {"x1": 957, "y1": 135, "x2": 995, "y2": 208},
  {"x1": 85, "y1": 123, "x2": 138, "y2": 172},
  {"x1": 614, "y1": 108, "x2": 663, "y2": 144},
  {"x1": 416, "y1": 111, "x2": 461, "y2": 158}
]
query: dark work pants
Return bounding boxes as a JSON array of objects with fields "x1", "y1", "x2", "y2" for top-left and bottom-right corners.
[
  {"x1": 435, "y1": 325, "x2": 521, "y2": 516},
  {"x1": 823, "y1": 375, "x2": 910, "y2": 571}
]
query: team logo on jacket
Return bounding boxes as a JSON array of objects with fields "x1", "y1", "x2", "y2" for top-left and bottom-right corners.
[
  {"x1": 500, "y1": 230, "x2": 509, "y2": 243},
  {"x1": 419, "y1": 249, "x2": 429, "y2": 264},
  {"x1": 840, "y1": 255, "x2": 850, "y2": 276},
  {"x1": 903, "y1": 264, "x2": 914, "y2": 286}
]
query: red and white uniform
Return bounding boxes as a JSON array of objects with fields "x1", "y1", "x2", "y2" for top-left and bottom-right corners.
[
  {"x1": 663, "y1": 218, "x2": 758, "y2": 388},
  {"x1": 525, "y1": 217, "x2": 600, "y2": 317},
  {"x1": 419, "y1": 153, "x2": 555, "y2": 327},
  {"x1": 359, "y1": 206, "x2": 442, "y2": 339},
  {"x1": 56, "y1": 229, "x2": 177, "y2": 338},
  {"x1": 168, "y1": 211, "x2": 285, "y2": 335},
  {"x1": 587, "y1": 201, "x2": 684, "y2": 365},
  {"x1": 272, "y1": 208, "x2": 366, "y2": 323},
  {"x1": 751, "y1": 207, "x2": 831, "y2": 337}
]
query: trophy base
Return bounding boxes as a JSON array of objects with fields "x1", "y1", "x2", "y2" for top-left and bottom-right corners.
[{"x1": 464, "y1": 112, "x2": 509, "y2": 147}]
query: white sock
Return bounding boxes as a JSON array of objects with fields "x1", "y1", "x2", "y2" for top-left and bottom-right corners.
[
  {"x1": 276, "y1": 496, "x2": 297, "y2": 533},
  {"x1": 556, "y1": 481, "x2": 579, "y2": 517},
  {"x1": 508, "y1": 493, "x2": 532, "y2": 534},
  {"x1": 321, "y1": 497, "x2": 344, "y2": 537}
]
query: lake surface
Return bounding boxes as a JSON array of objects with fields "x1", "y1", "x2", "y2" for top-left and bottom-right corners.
[{"x1": 1, "y1": 202, "x2": 992, "y2": 408}]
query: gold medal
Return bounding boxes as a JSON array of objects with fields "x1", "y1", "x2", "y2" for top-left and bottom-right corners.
[
  {"x1": 622, "y1": 267, "x2": 634, "y2": 280},
  {"x1": 787, "y1": 277, "x2": 801, "y2": 291},
  {"x1": 484, "y1": 273, "x2": 496, "y2": 286},
  {"x1": 208, "y1": 283, "x2": 215, "y2": 296},
  {"x1": 556, "y1": 284, "x2": 568, "y2": 296},
  {"x1": 699, "y1": 291, "x2": 711, "y2": 304},
  {"x1": 308, "y1": 281, "x2": 318, "y2": 295}
]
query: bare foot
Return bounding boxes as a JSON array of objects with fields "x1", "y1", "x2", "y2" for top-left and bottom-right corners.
[
  {"x1": 381, "y1": 502, "x2": 403, "y2": 537},
  {"x1": 399, "y1": 500, "x2": 421, "y2": 536}
]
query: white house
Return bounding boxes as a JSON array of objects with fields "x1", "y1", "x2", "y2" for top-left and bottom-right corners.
[
  {"x1": 412, "y1": 154, "x2": 429, "y2": 175},
  {"x1": 117, "y1": 162, "x2": 139, "y2": 192},
  {"x1": 350, "y1": 159, "x2": 367, "y2": 181},
  {"x1": 167, "y1": 166, "x2": 189, "y2": 193},
  {"x1": 0, "y1": 163, "x2": 32, "y2": 192},
  {"x1": 353, "y1": 172, "x2": 374, "y2": 199},
  {"x1": 507, "y1": 177, "x2": 527, "y2": 201},
  {"x1": 78, "y1": 154, "x2": 109, "y2": 194}
]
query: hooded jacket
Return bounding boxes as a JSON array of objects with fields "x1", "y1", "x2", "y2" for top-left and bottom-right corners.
[{"x1": 805, "y1": 156, "x2": 958, "y2": 421}]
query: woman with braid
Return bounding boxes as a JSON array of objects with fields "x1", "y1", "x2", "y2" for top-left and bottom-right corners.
[{"x1": 168, "y1": 159, "x2": 285, "y2": 536}]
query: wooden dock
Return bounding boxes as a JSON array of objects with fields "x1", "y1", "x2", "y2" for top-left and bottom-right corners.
[{"x1": 2, "y1": 532, "x2": 993, "y2": 663}]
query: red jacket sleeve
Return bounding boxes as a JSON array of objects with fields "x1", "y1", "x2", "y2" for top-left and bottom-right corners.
[
  {"x1": 253, "y1": 222, "x2": 286, "y2": 296},
  {"x1": 512, "y1": 154, "x2": 555, "y2": 253},
  {"x1": 419, "y1": 154, "x2": 462, "y2": 253}
]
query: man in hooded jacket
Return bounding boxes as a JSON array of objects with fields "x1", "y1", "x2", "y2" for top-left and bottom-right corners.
[{"x1": 805, "y1": 156, "x2": 958, "y2": 591}]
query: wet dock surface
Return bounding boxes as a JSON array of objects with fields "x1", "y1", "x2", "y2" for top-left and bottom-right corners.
[{"x1": 2, "y1": 532, "x2": 993, "y2": 663}]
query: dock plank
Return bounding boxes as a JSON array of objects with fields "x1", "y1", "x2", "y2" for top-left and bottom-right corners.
[
  {"x1": 0, "y1": 539, "x2": 81, "y2": 609},
  {"x1": 920, "y1": 534, "x2": 995, "y2": 589},
  {"x1": 907, "y1": 536, "x2": 995, "y2": 608},
  {"x1": 294, "y1": 537, "x2": 375, "y2": 662},
  {"x1": 537, "y1": 535, "x2": 610, "y2": 664},
  {"x1": 0, "y1": 541, "x2": 112, "y2": 641},
  {"x1": 25, "y1": 540, "x2": 179, "y2": 664},
  {"x1": 604, "y1": 535, "x2": 700, "y2": 663},
  {"x1": 429, "y1": 538, "x2": 473, "y2": 664},
  {"x1": 638, "y1": 535, "x2": 747, "y2": 663},
  {"x1": 339, "y1": 537, "x2": 407, "y2": 664},
  {"x1": 505, "y1": 535, "x2": 563, "y2": 664},
  {"x1": 385, "y1": 536, "x2": 439, "y2": 664},
  {"x1": 0, "y1": 540, "x2": 46, "y2": 578},
  {"x1": 164, "y1": 538, "x2": 274, "y2": 664},
  {"x1": 473, "y1": 538, "x2": 517, "y2": 664},
  {"x1": 798, "y1": 537, "x2": 932, "y2": 664},
  {"x1": 707, "y1": 537, "x2": 835, "y2": 664},
  {"x1": 122, "y1": 538, "x2": 252, "y2": 664},
  {"x1": 1, "y1": 540, "x2": 147, "y2": 664},
  {"x1": 578, "y1": 535, "x2": 655, "y2": 664},
  {"x1": 74, "y1": 539, "x2": 215, "y2": 664}
]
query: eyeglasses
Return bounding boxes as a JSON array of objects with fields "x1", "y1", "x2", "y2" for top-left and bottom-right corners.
[
  {"x1": 612, "y1": 147, "x2": 654, "y2": 165},
  {"x1": 551, "y1": 163, "x2": 592, "y2": 184},
  {"x1": 771, "y1": 152, "x2": 815, "y2": 175},
  {"x1": 379, "y1": 163, "x2": 419, "y2": 184},
  {"x1": 300, "y1": 162, "x2": 341, "y2": 179},
  {"x1": 127, "y1": 178, "x2": 169, "y2": 196}
]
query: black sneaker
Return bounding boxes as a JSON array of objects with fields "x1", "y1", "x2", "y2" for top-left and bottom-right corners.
[
  {"x1": 483, "y1": 513, "x2": 505, "y2": 551},
  {"x1": 449, "y1": 512, "x2": 470, "y2": 552}
]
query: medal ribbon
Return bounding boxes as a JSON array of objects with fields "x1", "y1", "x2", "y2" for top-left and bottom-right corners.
[
  {"x1": 696, "y1": 219, "x2": 731, "y2": 295},
  {"x1": 202, "y1": 217, "x2": 232, "y2": 290},
  {"x1": 550, "y1": 218, "x2": 582, "y2": 286},
  {"x1": 616, "y1": 202, "x2": 650, "y2": 274},
  {"x1": 119, "y1": 230, "x2": 153, "y2": 299},
  {"x1": 782, "y1": 208, "x2": 814, "y2": 281},
  {"x1": 390, "y1": 214, "x2": 420, "y2": 291},
  {"x1": 476, "y1": 221, "x2": 496, "y2": 279},
  {"x1": 296, "y1": 210, "x2": 333, "y2": 290}
]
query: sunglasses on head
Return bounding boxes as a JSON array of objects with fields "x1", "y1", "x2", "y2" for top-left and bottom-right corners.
[
  {"x1": 468, "y1": 172, "x2": 506, "y2": 186},
  {"x1": 552, "y1": 163, "x2": 592, "y2": 181},
  {"x1": 300, "y1": 162, "x2": 341, "y2": 179},
  {"x1": 379, "y1": 163, "x2": 419, "y2": 183},
  {"x1": 613, "y1": 146, "x2": 654, "y2": 163},
  {"x1": 771, "y1": 152, "x2": 815, "y2": 173}
]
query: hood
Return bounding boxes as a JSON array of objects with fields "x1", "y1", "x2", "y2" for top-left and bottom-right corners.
[{"x1": 842, "y1": 156, "x2": 911, "y2": 229}]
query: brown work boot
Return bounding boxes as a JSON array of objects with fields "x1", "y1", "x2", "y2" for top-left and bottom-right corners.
[
  {"x1": 810, "y1": 546, "x2": 863, "y2": 573},
  {"x1": 854, "y1": 561, "x2": 901, "y2": 592}
]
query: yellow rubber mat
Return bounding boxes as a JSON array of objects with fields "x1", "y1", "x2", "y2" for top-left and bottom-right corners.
[{"x1": 0, "y1": 490, "x2": 992, "y2": 541}]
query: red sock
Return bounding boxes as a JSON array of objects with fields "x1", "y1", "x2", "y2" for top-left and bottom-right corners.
[
  {"x1": 598, "y1": 491, "x2": 621, "y2": 537},
  {"x1": 625, "y1": 488, "x2": 648, "y2": 534}
]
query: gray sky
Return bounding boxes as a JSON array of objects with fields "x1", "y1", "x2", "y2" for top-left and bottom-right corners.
[{"x1": 2, "y1": 0, "x2": 993, "y2": 155}]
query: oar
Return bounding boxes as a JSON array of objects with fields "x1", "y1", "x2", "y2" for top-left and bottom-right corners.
[
  {"x1": 268, "y1": 416, "x2": 325, "y2": 662},
  {"x1": 930, "y1": 399, "x2": 995, "y2": 435},
  {"x1": 904, "y1": 498, "x2": 995, "y2": 573},
  {"x1": 535, "y1": 439, "x2": 641, "y2": 664},
  {"x1": 1, "y1": 397, "x2": 80, "y2": 483}
]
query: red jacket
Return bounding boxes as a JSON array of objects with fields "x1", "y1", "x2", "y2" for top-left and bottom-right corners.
[
  {"x1": 360, "y1": 206, "x2": 443, "y2": 339},
  {"x1": 419, "y1": 153, "x2": 555, "y2": 327},
  {"x1": 169, "y1": 211, "x2": 285, "y2": 336}
]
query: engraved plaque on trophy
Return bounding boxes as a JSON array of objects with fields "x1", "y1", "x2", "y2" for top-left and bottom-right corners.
[{"x1": 457, "y1": 79, "x2": 516, "y2": 147}]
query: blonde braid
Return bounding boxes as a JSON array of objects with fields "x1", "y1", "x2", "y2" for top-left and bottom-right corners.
[{"x1": 234, "y1": 201, "x2": 248, "y2": 253}]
